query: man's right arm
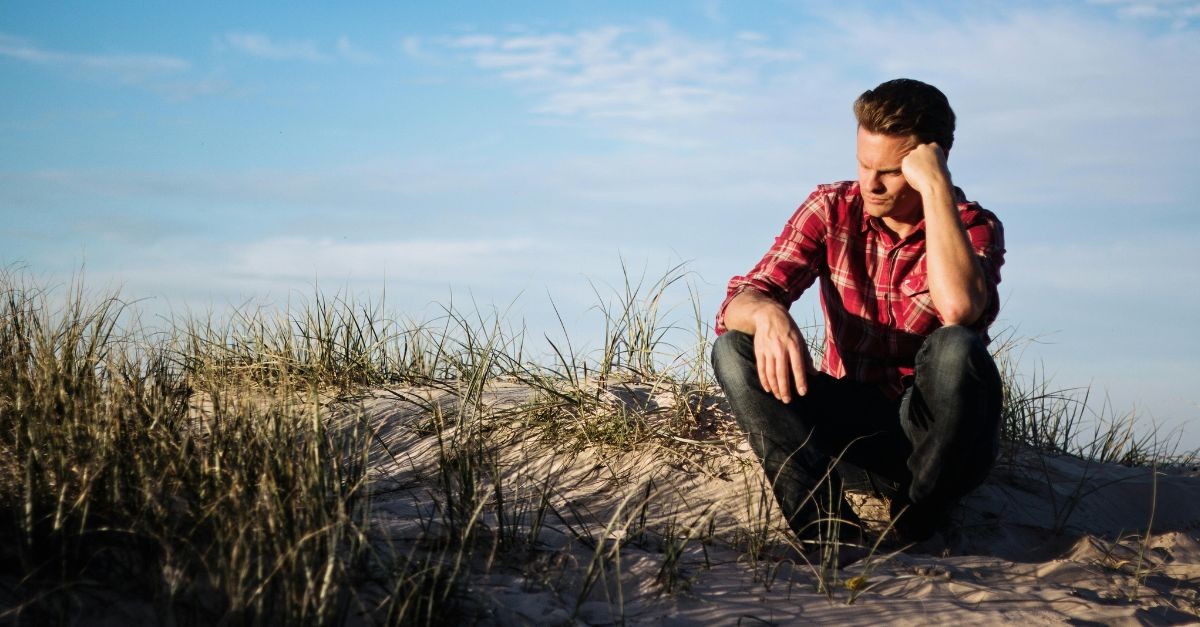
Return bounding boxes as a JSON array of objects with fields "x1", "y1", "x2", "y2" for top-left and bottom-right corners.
[
  {"x1": 723, "y1": 288, "x2": 813, "y2": 403},
  {"x1": 716, "y1": 186, "x2": 832, "y2": 402}
]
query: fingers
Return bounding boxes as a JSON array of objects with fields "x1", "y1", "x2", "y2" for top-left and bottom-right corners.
[
  {"x1": 789, "y1": 344, "x2": 808, "y2": 398},
  {"x1": 756, "y1": 346, "x2": 772, "y2": 398},
  {"x1": 755, "y1": 342, "x2": 788, "y2": 402},
  {"x1": 755, "y1": 342, "x2": 806, "y2": 403},
  {"x1": 774, "y1": 346, "x2": 792, "y2": 403},
  {"x1": 901, "y1": 143, "x2": 951, "y2": 193},
  {"x1": 752, "y1": 320, "x2": 813, "y2": 404}
]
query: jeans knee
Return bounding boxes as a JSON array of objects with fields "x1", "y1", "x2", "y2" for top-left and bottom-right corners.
[
  {"x1": 712, "y1": 331, "x2": 756, "y2": 387},
  {"x1": 920, "y1": 325, "x2": 984, "y2": 376}
]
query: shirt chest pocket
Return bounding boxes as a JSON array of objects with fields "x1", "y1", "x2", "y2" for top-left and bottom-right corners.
[
  {"x1": 901, "y1": 273, "x2": 929, "y2": 297},
  {"x1": 898, "y1": 273, "x2": 940, "y2": 332}
]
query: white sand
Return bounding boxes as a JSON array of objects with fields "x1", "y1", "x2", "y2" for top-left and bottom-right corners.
[{"x1": 347, "y1": 381, "x2": 1200, "y2": 626}]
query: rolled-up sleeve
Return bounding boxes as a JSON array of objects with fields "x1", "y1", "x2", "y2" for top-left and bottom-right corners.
[
  {"x1": 962, "y1": 206, "x2": 1005, "y2": 330},
  {"x1": 715, "y1": 190, "x2": 830, "y2": 334}
]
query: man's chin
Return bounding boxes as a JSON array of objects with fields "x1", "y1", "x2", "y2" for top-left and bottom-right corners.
[{"x1": 864, "y1": 203, "x2": 892, "y2": 217}]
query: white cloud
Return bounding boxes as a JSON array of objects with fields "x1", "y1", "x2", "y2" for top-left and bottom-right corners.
[
  {"x1": 223, "y1": 32, "x2": 328, "y2": 62},
  {"x1": 220, "y1": 32, "x2": 379, "y2": 64},
  {"x1": 0, "y1": 33, "x2": 189, "y2": 81},
  {"x1": 0, "y1": 33, "x2": 227, "y2": 100},
  {"x1": 231, "y1": 237, "x2": 538, "y2": 282},
  {"x1": 1090, "y1": 0, "x2": 1200, "y2": 24},
  {"x1": 443, "y1": 23, "x2": 800, "y2": 122}
]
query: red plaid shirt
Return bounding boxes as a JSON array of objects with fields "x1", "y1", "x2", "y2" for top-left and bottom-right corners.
[{"x1": 716, "y1": 180, "x2": 1005, "y2": 399}]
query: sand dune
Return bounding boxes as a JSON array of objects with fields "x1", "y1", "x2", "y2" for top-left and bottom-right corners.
[{"x1": 342, "y1": 381, "x2": 1200, "y2": 625}]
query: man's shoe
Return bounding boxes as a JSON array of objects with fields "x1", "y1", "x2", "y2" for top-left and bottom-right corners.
[{"x1": 889, "y1": 498, "x2": 950, "y2": 543}]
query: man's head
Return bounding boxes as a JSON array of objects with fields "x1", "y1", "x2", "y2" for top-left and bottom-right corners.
[
  {"x1": 853, "y1": 78, "x2": 955, "y2": 152},
  {"x1": 854, "y1": 79, "x2": 955, "y2": 228}
]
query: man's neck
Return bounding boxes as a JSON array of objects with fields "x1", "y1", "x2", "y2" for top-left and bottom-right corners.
[{"x1": 881, "y1": 214, "x2": 921, "y2": 241}]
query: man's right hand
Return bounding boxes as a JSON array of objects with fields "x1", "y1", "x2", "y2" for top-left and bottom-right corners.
[{"x1": 724, "y1": 290, "x2": 812, "y2": 403}]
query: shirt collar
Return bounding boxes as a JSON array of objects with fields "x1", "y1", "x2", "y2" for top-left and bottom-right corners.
[{"x1": 854, "y1": 183, "x2": 969, "y2": 236}]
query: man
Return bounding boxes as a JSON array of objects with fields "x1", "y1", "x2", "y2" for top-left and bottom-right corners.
[{"x1": 711, "y1": 78, "x2": 1005, "y2": 544}]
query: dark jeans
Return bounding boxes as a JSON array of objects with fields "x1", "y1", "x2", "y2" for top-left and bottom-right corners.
[{"x1": 711, "y1": 326, "x2": 1003, "y2": 540}]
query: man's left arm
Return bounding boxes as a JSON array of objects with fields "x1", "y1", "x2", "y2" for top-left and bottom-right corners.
[{"x1": 901, "y1": 143, "x2": 988, "y2": 326}]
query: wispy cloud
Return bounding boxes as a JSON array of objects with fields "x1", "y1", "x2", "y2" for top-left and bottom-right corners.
[
  {"x1": 443, "y1": 23, "x2": 800, "y2": 122},
  {"x1": 231, "y1": 237, "x2": 537, "y2": 282},
  {"x1": 222, "y1": 32, "x2": 328, "y2": 61},
  {"x1": 0, "y1": 33, "x2": 189, "y2": 81},
  {"x1": 1090, "y1": 0, "x2": 1200, "y2": 27},
  {"x1": 221, "y1": 32, "x2": 379, "y2": 64},
  {"x1": 0, "y1": 33, "x2": 227, "y2": 100}
]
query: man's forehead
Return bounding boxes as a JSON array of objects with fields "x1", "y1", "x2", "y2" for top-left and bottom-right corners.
[
  {"x1": 858, "y1": 127, "x2": 918, "y2": 147},
  {"x1": 857, "y1": 129, "x2": 917, "y2": 163}
]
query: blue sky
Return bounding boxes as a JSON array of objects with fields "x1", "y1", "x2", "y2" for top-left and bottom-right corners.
[{"x1": 3, "y1": 1, "x2": 1198, "y2": 447}]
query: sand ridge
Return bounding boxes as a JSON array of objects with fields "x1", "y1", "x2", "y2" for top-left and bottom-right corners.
[{"x1": 342, "y1": 380, "x2": 1200, "y2": 625}]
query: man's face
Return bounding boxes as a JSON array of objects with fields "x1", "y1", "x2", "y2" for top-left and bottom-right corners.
[{"x1": 856, "y1": 127, "x2": 922, "y2": 224}]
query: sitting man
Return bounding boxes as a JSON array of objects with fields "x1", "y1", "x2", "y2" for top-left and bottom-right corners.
[{"x1": 711, "y1": 78, "x2": 1005, "y2": 544}]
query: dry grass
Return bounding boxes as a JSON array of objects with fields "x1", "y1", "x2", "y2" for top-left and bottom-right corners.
[{"x1": 0, "y1": 264, "x2": 1194, "y2": 624}]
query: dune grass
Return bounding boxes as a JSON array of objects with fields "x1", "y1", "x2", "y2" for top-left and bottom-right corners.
[
  {"x1": 0, "y1": 264, "x2": 1194, "y2": 624},
  {"x1": 0, "y1": 271, "x2": 381, "y2": 625}
]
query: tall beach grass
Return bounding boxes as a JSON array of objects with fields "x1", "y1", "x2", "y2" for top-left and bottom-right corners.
[{"x1": 0, "y1": 264, "x2": 1193, "y2": 624}]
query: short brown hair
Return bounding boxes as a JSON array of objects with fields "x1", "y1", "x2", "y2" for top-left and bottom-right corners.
[{"x1": 854, "y1": 79, "x2": 955, "y2": 151}]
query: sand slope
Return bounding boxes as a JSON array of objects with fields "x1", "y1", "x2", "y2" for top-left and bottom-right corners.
[{"x1": 347, "y1": 381, "x2": 1200, "y2": 626}]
